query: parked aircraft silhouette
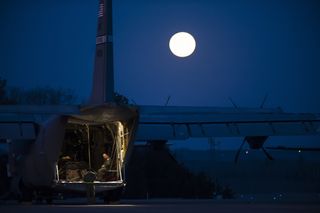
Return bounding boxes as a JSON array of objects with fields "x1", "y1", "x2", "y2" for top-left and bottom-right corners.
[{"x1": 0, "y1": 0, "x2": 319, "y2": 203}]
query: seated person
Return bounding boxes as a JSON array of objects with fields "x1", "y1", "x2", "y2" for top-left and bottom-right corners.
[{"x1": 96, "y1": 153, "x2": 111, "y2": 181}]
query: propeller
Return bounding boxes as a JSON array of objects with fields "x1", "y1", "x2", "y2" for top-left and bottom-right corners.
[
  {"x1": 234, "y1": 138, "x2": 246, "y2": 163},
  {"x1": 231, "y1": 95, "x2": 274, "y2": 163},
  {"x1": 262, "y1": 147, "x2": 274, "y2": 160},
  {"x1": 259, "y1": 93, "x2": 269, "y2": 108}
]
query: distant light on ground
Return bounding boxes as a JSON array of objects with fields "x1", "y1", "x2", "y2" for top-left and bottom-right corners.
[{"x1": 169, "y1": 32, "x2": 196, "y2": 57}]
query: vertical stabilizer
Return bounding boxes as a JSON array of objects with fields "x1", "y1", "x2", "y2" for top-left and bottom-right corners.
[{"x1": 89, "y1": 0, "x2": 114, "y2": 104}]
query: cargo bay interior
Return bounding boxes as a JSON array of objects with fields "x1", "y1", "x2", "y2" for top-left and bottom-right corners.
[{"x1": 56, "y1": 121, "x2": 130, "y2": 184}]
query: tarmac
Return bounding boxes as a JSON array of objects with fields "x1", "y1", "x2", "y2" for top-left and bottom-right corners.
[{"x1": 1, "y1": 199, "x2": 320, "y2": 213}]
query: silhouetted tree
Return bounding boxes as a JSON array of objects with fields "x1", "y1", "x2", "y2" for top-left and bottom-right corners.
[
  {"x1": 0, "y1": 78, "x2": 77, "y2": 105},
  {"x1": 23, "y1": 87, "x2": 76, "y2": 105},
  {"x1": 124, "y1": 144, "x2": 216, "y2": 199},
  {"x1": 0, "y1": 78, "x2": 17, "y2": 104},
  {"x1": 114, "y1": 92, "x2": 129, "y2": 105},
  {"x1": 0, "y1": 78, "x2": 5, "y2": 101},
  {"x1": 222, "y1": 185, "x2": 235, "y2": 199}
]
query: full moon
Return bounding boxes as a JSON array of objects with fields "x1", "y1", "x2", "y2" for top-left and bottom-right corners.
[{"x1": 169, "y1": 32, "x2": 196, "y2": 57}]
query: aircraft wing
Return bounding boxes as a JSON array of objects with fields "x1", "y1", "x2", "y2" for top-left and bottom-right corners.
[
  {"x1": 135, "y1": 105, "x2": 320, "y2": 141},
  {"x1": 1, "y1": 104, "x2": 320, "y2": 141},
  {"x1": 0, "y1": 105, "x2": 80, "y2": 140}
]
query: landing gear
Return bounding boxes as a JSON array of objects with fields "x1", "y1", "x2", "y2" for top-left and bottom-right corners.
[
  {"x1": 17, "y1": 179, "x2": 54, "y2": 204},
  {"x1": 102, "y1": 187, "x2": 123, "y2": 204},
  {"x1": 34, "y1": 190, "x2": 53, "y2": 204},
  {"x1": 86, "y1": 185, "x2": 123, "y2": 204},
  {"x1": 0, "y1": 156, "x2": 10, "y2": 200},
  {"x1": 18, "y1": 180, "x2": 33, "y2": 203}
]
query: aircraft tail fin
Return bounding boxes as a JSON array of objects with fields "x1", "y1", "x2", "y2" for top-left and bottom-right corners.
[{"x1": 89, "y1": 0, "x2": 114, "y2": 104}]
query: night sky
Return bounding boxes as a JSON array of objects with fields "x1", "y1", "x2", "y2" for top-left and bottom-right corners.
[{"x1": 1, "y1": 0, "x2": 320, "y2": 149}]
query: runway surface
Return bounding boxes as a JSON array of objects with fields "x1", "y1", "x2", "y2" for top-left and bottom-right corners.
[{"x1": 1, "y1": 199, "x2": 320, "y2": 213}]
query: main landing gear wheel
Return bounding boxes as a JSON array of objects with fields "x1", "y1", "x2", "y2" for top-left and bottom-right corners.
[{"x1": 103, "y1": 187, "x2": 123, "y2": 204}]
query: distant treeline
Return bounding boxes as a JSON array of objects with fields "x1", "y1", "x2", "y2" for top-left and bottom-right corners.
[
  {"x1": 0, "y1": 78, "x2": 129, "y2": 105},
  {"x1": 173, "y1": 148, "x2": 320, "y2": 194},
  {"x1": 0, "y1": 78, "x2": 77, "y2": 105}
]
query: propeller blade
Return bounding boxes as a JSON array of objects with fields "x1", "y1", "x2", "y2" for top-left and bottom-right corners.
[
  {"x1": 260, "y1": 93, "x2": 269, "y2": 108},
  {"x1": 234, "y1": 138, "x2": 246, "y2": 164},
  {"x1": 262, "y1": 147, "x2": 274, "y2": 160}
]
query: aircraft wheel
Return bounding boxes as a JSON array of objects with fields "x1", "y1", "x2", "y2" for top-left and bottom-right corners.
[
  {"x1": 34, "y1": 195, "x2": 43, "y2": 204},
  {"x1": 18, "y1": 190, "x2": 33, "y2": 203},
  {"x1": 18, "y1": 180, "x2": 33, "y2": 203},
  {"x1": 0, "y1": 156, "x2": 10, "y2": 199},
  {"x1": 46, "y1": 197, "x2": 52, "y2": 204},
  {"x1": 103, "y1": 188, "x2": 123, "y2": 204}
]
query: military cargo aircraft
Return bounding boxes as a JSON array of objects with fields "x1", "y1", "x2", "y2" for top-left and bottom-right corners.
[{"x1": 0, "y1": 0, "x2": 319, "y2": 203}]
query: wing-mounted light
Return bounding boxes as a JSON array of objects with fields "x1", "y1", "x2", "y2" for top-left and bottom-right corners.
[{"x1": 265, "y1": 146, "x2": 320, "y2": 152}]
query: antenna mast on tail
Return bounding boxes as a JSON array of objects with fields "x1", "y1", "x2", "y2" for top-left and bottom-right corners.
[{"x1": 89, "y1": 0, "x2": 114, "y2": 104}]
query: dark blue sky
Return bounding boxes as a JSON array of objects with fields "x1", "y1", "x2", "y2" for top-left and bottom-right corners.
[{"x1": 1, "y1": 0, "x2": 320, "y2": 149}]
